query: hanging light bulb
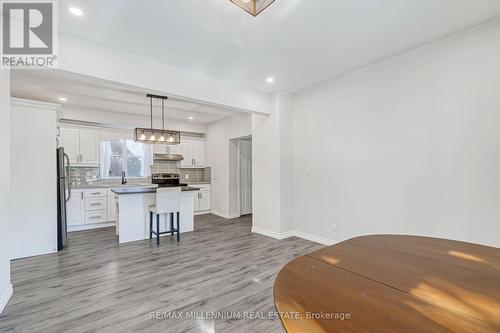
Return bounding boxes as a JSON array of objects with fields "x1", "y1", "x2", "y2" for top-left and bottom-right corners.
[
  {"x1": 140, "y1": 132, "x2": 146, "y2": 140},
  {"x1": 159, "y1": 134, "x2": 165, "y2": 142},
  {"x1": 168, "y1": 134, "x2": 174, "y2": 142},
  {"x1": 149, "y1": 134, "x2": 156, "y2": 141}
]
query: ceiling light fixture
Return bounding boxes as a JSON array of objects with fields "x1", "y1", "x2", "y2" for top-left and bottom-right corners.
[
  {"x1": 134, "y1": 94, "x2": 181, "y2": 145},
  {"x1": 58, "y1": 97, "x2": 67, "y2": 102},
  {"x1": 266, "y1": 77, "x2": 275, "y2": 83},
  {"x1": 69, "y1": 7, "x2": 83, "y2": 16},
  {"x1": 229, "y1": 0, "x2": 275, "y2": 17}
]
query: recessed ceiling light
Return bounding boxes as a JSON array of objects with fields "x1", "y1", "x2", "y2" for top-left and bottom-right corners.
[
  {"x1": 188, "y1": 116, "x2": 194, "y2": 120},
  {"x1": 69, "y1": 7, "x2": 83, "y2": 16},
  {"x1": 58, "y1": 97, "x2": 67, "y2": 102},
  {"x1": 266, "y1": 77, "x2": 275, "y2": 83}
]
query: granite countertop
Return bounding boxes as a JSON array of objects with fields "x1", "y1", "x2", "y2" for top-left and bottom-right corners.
[{"x1": 111, "y1": 186, "x2": 200, "y2": 195}]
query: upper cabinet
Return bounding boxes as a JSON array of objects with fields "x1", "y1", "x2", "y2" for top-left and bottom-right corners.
[
  {"x1": 153, "y1": 137, "x2": 206, "y2": 168},
  {"x1": 180, "y1": 138, "x2": 205, "y2": 168},
  {"x1": 79, "y1": 130, "x2": 100, "y2": 165},
  {"x1": 153, "y1": 143, "x2": 182, "y2": 155},
  {"x1": 59, "y1": 128, "x2": 80, "y2": 164},
  {"x1": 59, "y1": 127, "x2": 101, "y2": 166}
]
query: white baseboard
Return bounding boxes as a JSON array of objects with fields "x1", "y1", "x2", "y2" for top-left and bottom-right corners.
[
  {"x1": 252, "y1": 226, "x2": 291, "y2": 240},
  {"x1": 194, "y1": 210, "x2": 211, "y2": 216},
  {"x1": 0, "y1": 284, "x2": 13, "y2": 314},
  {"x1": 251, "y1": 227, "x2": 337, "y2": 246},
  {"x1": 68, "y1": 222, "x2": 116, "y2": 232},
  {"x1": 293, "y1": 230, "x2": 337, "y2": 246},
  {"x1": 210, "y1": 210, "x2": 240, "y2": 220}
]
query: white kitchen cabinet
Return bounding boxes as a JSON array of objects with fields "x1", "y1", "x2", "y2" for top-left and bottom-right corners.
[
  {"x1": 85, "y1": 210, "x2": 107, "y2": 224},
  {"x1": 58, "y1": 127, "x2": 100, "y2": 166},
  {"x1": 79, "y1": 130, "x2": 100, "y2": 165},
  {"x1": 67, "y1": 189, "x2": 85, "y2": 226},
  {"x1": 59, "y1": 128, "x2": 80, "y2": 164},
  {"x1": 180, "y1": 139, "x2": 205, "y2": 168},
  {"x1": 67, "y1": 187, "x2": 116, "y2": 231},
  {"x1": 153, "y1": 144, "x2": 182, "y2": 154},
  {"x1": 198, "y1": 190, "x2": 211, "y2": 211},
  {"x1": 192, "y1": 141, "x2": 205, "y2": 167},
  {"x1": 85, "y1": 188, "x2": 107, "y2": 197},
  {"x1": 85, "y1": 197, "x2": 107, "y2": 211},
  {"x1": 193, "y1": 193, "x2": 200, "y2": 211},
  {"x1": 107, "y1": 197, "x2": 117, "y2": 221},
  {"x1": 192, "y1": 184, "x2": 211, "y2": 213}
]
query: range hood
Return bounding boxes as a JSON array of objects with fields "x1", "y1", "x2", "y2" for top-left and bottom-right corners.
[{"x1": 153, "y1": 153, "x2": 184, "y2": 161}]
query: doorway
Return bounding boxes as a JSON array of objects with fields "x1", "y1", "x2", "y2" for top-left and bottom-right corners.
[
  {"x1": 228, "y1": 136, "x2": 252, "y2": 218},
  {"x1": 238, "y1": 138, "x2": 252, "y2": 215}
]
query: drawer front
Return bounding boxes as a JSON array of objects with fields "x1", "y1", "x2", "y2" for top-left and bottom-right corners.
[
  {"x1": 85, "y1": 210, "x2": 107, "y2": 224},
  {"x1": 85, "y1": 197, "x2": 107, "y2": 211},
  {"x1": 85, "y1": 189, "x2": 107, "y2": 198}
]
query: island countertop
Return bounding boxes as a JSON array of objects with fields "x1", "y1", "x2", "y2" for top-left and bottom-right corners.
[{"x1": 111, "y1": 186, "x2": 200, "y2": 195}]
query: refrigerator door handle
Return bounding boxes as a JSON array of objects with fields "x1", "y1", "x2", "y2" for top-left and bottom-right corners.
[{"x1": 64, "y1": 153, "x2": 71, "y2": 201}]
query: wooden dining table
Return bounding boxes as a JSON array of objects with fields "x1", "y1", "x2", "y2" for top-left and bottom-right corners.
[{"x1": 274, "y1": 235, "x2": 500, "y2": 333}]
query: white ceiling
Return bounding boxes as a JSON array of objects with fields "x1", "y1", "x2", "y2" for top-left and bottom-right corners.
[
  {"x1": 10, "y1": 69, "x2": 237, "y2": 124},
  {"x1": 57, "y1": 0, "x2": 500, "y2": 93}
]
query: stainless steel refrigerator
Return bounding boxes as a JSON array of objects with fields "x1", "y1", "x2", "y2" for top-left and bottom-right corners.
[{"x1": 57, "y1": 147, "x2": 71, "y2": 250}]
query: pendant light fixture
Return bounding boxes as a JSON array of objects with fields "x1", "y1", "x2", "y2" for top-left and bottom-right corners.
[
  {"x1": 229, "y1": 0, "x2": 275, "y2": 17},
  {"x1": 134, "y1": 94, "x2": 181, "y2": 145}
]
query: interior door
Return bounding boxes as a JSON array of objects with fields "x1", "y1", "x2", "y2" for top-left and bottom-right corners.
[{"x1": 239, "y1": 140, "x2": 252, "y2": 215}]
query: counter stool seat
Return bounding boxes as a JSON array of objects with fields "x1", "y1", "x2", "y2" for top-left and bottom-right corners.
[{"x1": 149, "y1": 187, "x2": 181, "y2": 245}]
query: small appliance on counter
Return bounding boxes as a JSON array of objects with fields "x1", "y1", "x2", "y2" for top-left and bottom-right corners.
[{"x1": 152, "y1": 173, "x2": 187, "y2": 187}]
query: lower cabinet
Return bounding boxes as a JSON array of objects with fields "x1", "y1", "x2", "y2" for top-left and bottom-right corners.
[
  {"x1": 192, "y1": 184, "x2": 211, "y2": 213},
  {"x1": 67, "y1": 188, "x2": 117, "y2": 231},
  {"x1": 67, "y1": 190, "x2": 85, "y2": 226}
]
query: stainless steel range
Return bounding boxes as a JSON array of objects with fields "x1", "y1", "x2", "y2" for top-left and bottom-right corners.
[{"x1": 151, "y1": 173, "x2": 187, "y2": 187}]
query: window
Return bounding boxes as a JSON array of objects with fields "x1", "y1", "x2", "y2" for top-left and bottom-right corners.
[{"x1": 100, "y1": 140, "x2": 152, "y2": 178}]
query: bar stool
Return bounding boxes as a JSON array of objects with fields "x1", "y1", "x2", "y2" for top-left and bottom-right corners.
[{"x1": 149, "y1": 187, "x2": 181, "y2": 245}]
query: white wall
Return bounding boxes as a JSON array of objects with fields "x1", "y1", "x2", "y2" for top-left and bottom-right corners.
[
  {"x1": 0, "y1": 70, "x2": 12, "y2": 313},
  {"x1": 206, "y1": 113, "x2": 252, "y2": 218},
  {"x1": 292, "y1": 19, "x2": 500, "y2": 247},
  {"x1": 59, "y1": 34, "x2": 271, "y2": 115},
  {"x1": 252, "y1": 92, "x2": 294, "y2": 236},
  {"x1": 61, "y1": 106, "x2": 207, "y2": 134},
  {"x1": 10, "y1": 99, "x2": 58, "y2": 259}
]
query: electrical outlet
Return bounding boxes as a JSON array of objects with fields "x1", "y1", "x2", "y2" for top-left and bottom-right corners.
[
  {"x1": 185, "y1": 174, "x2": 189, "y2": 180},
  {"x1": 305, "y1": 166, "x2": 312, "y2": 176},
  {"x1": 332, "y1": 224, "x2": 338, "y2": 232}
]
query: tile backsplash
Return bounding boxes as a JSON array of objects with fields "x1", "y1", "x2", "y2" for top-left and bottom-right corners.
[
  {"x1": 70, "y1": 162, "x2": 211, "y2": 186},
  {"x1": 151, "y1": 161, "x2": 211, "y2": 184},
  {"x1": 69, "y1": 166, "x2": 100, "y2": 185}
]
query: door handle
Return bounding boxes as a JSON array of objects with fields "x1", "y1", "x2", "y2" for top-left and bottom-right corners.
[{"x1": 64, "y1": 153, "x2": 71, "y2": 202}]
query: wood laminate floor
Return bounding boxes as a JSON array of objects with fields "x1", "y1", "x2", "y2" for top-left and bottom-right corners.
[{"x1": 0, "y1": 214, "x2": 323, "y2": 333}]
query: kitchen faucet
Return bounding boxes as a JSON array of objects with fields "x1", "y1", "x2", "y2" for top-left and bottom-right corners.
[{"x1": 121, "y1": 171, "x2": 127, "y2": 185}]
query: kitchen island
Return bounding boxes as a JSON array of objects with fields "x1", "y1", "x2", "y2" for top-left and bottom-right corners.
[{"x1": 112, "y1": 186, "x2": 199, "y2": 244}]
